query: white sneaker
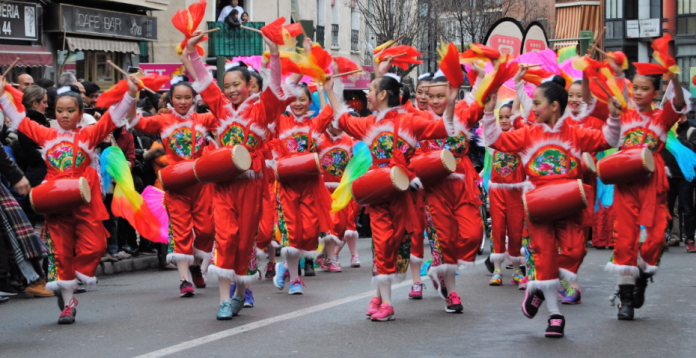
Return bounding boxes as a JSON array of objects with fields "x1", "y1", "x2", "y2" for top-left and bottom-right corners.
[
  {"x1": 350, "y1": 255, "x2": 360, "y2": 268},
  {"x1": 116, "y1": 251, "x2": 131, "y2": 259}
]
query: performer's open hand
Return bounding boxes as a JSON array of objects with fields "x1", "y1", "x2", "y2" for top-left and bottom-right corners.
[
  {"x1": 188, "y1": 30, "x2": 206, "y2": 52},
  {"x1": 514, "y1": 66, "x2": 527, "y2": 85},
  {"x1": 263, "y1": 35, "x2": 279, "y2": 55},
  {"x1": 126, "y1": 75, "x2": 140, "y2": 97}
]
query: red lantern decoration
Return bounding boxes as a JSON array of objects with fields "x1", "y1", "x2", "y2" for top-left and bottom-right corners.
[{"x1": 347, "y1": 97, "x2": 365, "y2": 112}]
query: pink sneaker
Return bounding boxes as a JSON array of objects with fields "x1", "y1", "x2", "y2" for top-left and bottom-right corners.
[
  {"x1": 370, "y1": 303, "x2": 395, "y2": 321},
  {"x1": 366, "y1": 297, "x2": 382, "y2": 316},
  {"x1": 409, "y1": 283, "x2": 425, "y2": 299},
  {"x1": 350, "y1": 255, "x2": 360, "y2": 267},
  {"x1": 445, "y1": 292, "x2": 463, "y2": 313},
  {"x1": 328, "y1": 257, "x2": 342, "y2": 272},
  {"x1": 518, "y1": 276, "x2": 528, "y2": 291},
  {"x1": 316, "y1": 254, "x2": 329, "y2": 271}
]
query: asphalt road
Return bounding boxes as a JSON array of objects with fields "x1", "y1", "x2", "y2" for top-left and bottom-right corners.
[{"x1": 1, "y1": 239, "x2": 695, "y2": 358}]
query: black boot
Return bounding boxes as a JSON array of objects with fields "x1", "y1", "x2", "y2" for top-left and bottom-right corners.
[
  {"x1": 304, "y1": 259, "x2": 316, "y2": 277},
  {"x1": 617, "y1": 284, "x2": 635, "y2": 320},
  {"x1": 633, "y1": 271, "x2": 652, "y2": 309}
]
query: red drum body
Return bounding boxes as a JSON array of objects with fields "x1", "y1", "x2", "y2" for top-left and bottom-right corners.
[
  {"x1": 523, "y1": 179, "x2": 588, "y2": 223},
  {"x1": 194, "y1": 145, "x2": 251, "y2": 183},
  {"x1": 581, "y1": 152, "x2": 596, "y2": 175},
  {"x1": 158, "y1": 161, "x2": 198, "y2": 192},
  {"x1": 351, "y1": 166, "x2": 409, "y2": 205},
  {"x1": 275, "y1": 153, "x2": 321, "y2": 183},
  {"x1": 30, "y1": 177, "x2": 91, "y2": 214},
  {"x1": 596, "y1": 147, "x2": 654, "y2": 185},
  {"x1": 410, "y1": 149, "x2": 457, "y2": 184}
]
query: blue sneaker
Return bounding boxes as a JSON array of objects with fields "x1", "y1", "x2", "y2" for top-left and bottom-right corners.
[
  {"x1": 288, "y1": 278, "x2": 305, "y2": 295},
  {"x1": 217, "y1": 300, "x2": 232, "y2": 320},
  {"x1": 229, "y1": 282, "x2": 237, "y2": 298},
  {"x1": 231, "y1": 295, "x2": 244, "y2": 316},
  {"x1": 274, "y1": 262, "x2": 288, "y2": 290},
  {"x1": 244, "y1": 288, "x2": 254, "y2": 308}
]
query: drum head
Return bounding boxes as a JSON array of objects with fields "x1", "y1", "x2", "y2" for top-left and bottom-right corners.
[
  {"x1": 78, "y1": 177, "x2": 92, "y2": 203},
  {"x1": 440, "y1": 149, "x2": 457, "y2": 173},
  {"x1": 582, "y1": 152, "x2": 596, "y2": 173},
  {"x1": 232, "y1": 145, "x2": 252, "y2": 171},
  {"x1": 641, "y1": 147, "x2": 655, "y2": 172},
  {"x1": 390, "y1": 166, "x2": 410, "y2": 191}
]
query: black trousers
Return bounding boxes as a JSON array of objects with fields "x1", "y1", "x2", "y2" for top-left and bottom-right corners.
[{"x1": 667, "y1": 178, "x2": 696, "y2": 241}]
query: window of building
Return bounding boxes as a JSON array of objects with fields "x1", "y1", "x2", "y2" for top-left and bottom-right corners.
[
  {"x1": 676, "y1": 45, "x2": 696, "y2": 88},
  {"x1": 650, "y1": 0, "x2": 661, "y2": 18},
  {"x1": 316, "y1": 0, "x2": 326, "y2": 47},
  {"x1": 351, "y1": 5, "x2": 360, "y2": 52},
  {"x1": 605, "y1": 0, "x2": 624, "y2": 39},
  {"x1": 677, "y1": 0, "x2": 696, "y2": 35},
  {"x1": 331, "y1": 3, "x2": 339, "y2": 48},
  {"x1": 606, "y1": 0, "x2": 623, "y2": 19}
]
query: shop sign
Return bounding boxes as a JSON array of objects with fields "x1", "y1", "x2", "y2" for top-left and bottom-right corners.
[
  {"x1": 343, "y1": 66, "x2": 373, "y2": 90},
  {"x1": 47, "y1": 4, "x2": 157, "y2": 41},
  {"x1": 0, "y1": 1, "x2": 38, "y2": 41}
]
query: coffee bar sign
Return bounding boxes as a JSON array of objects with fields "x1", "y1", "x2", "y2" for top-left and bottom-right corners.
[{"x1": 47, "y1": 4, "x2": 157, "y2": 41}]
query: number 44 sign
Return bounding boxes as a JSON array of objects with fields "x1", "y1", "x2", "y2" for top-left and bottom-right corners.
[{"x1": 0, "y1": 2, "x2": 38, "y2": 41}]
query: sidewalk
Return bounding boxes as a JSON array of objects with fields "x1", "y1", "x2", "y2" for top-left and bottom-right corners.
[{"x1": 95, "y1": 255, "x2": 161, "y2": 277}]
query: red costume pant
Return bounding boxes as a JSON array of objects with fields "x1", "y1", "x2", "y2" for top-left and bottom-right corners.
[
  {"x1": 165, "y1": 183, "x2": 214, "y2": 263},
  {"x1": 278, "y1": 178, "x2": 331, "y2": 257},
  {"x1": 425, "y1": 179, "x2": 482, "y2": 270},
  {"x1": 329, "y1": 200, "x2": 359, "y2": 241},
  {"x1": 526, "y1": 212, "x2": 586, "y2": 284},
  {"x1": 611, "y1": 185, "x2": 668, "y2": 275},
  {"x1": 489, "y1": 185, "x2": 525, "y2": 264},
  {"x1": 256, "y1": 180, "x2": 276, "y2": 250},
  {"x1": 410, "y1": 190, "x2": 426, "y2": 263},
  {"x1": 592, "y1": 205, "x2": 615, "y2": 247},
  {"x1": 46, "y1": 204, "x2": 107, "y2": 289},
  {"x1": 210, "y1": 178, "x2": 264, "y2": 282},
  {"x1": 369, "y1": 195, "x2": 412, "y2": 282}
]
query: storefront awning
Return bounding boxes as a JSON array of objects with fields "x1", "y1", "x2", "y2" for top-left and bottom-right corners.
[
  {"x1": 554, "y1": 6, "x2": 582, "y2": 48},
  {"x1": 66, "y1": 37, "x2": 140, "y2": 54},
  {"x1": 0, "y1": 45, "x2": 53, "y2": 67}
]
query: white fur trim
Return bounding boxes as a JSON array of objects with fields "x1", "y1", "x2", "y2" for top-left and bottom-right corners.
[
  {"x1": 109, "y1": 93, "x2": 136, "y2": 127},
  {"x1": 289, "y1": 111, "x2": 315, "y2": 124},
  {"x1": 481, "y1": 111, "x2": 501, "y2": 147},
  {"x1": 167, "y1": 253, "x2": 195, "y2": 265},
  {"x1": 525, "y1": 278, "x2": 560, "y2": 293},
  {"x1": 373, "y1": 106, "x2": 407, "y2": 123},
  {"x1": 409, "y1": 254, "x2": 424, "y2": 265},
  {"x1": 602, "y1": 115, "x2": 622, "y2": 147},
  {"x1": 271, "y1": 240, "x2": 280, "y2": 248},
  {"x1": 384, "y1": 73, "x2": 401, "y2": 83},
  {"x1": 371, "y1": 273, "x2": 407, "y2": 286},
  {"x1": 489, "y1": 181, "x2": 533, "y2": 191},
  {"x1": 618, "y1": 275, "x2": 636, "y2": 285},
  {"x1": 319, "y1": 144, "x2": 352, "y2": 162},
  {"x1": 559, "y1": 268, "x2": 578, "y2": 282},
  {"x1": 669, "y1": 97, "x2": 692, "y2": 115},
  {"x1": 331, "y1": 103, "x2": 348, "y2": 128},
  {"x1": 207, "y1": 265, "x2": 237, "y2": 281},
  {"x1": 160, "y1": 120, "x2": 194, "y2": 140},
  {"x1": 429, "y1": 263, "x2": 460, "y2": 278},
  {"x1": 217, "y1": 116, "x2": 268, "y2": 144},
  {"x1": 193, "y1": 247, "x2": 213, "y2": 263},
  {"x1": 221, "y1": 93, "x2": 260, "y2": 121},
  {"x1": 126, "y1": 112, "x2": 143, "y2": 130},
  {"x1": 38, "y1": 135, "x2": 76, "y2": 162},
  {"x1": 637, "y1": 259, "x2": 659, "y2": 275},
  {"x1": 166, "y1": 103, "x2": 196, "y2": 121},
  {"x1": 191, "y1": 74, "x2": 214, "y2": 94},
  {"x1": 451, "y1": 112, "x2": 474, "y2": 141},
  {"x1": 539, "y1": 113, "x2": 569, "y2": 133},
  {"x1": 362, "y1": 121, "x2": 417, "y2": 148},
  {"x1": 278, "y1": 126, "x2": 321, "y2": 144},
  {"x1": 519, "y1": 138, "x2": 581, "y2": 167},
  {"x1": 235, "y1": 274, "x2": 258, "y2": 285},
  {"x1": 457, "y1": 260, "x2": 476, "y2": 269},
  {"x1": 75, "y1": 271, "x2": 97, "y2": 286},
  {"x1": 604, "y1": 262, "x2": 640, "y2": 277},
  {"x1": 78, "y1": 141, "x2": 99, "y2": 171},
  {"x1": 325, "y1": 182, "x2": 340, "y2": 189},
  {"x1": 343, "y1": 230, "x2": 358, "y2": 241},
  {"x1": 321, "y1": 234, "x2": 342, "y2": 244},
  {"x1": 508, "y1": 255, "x2": 525, "y2": 265},
  {"x1": 490, "y1": 253, "x2": 508, "y2": 264},
  {"x1": 446, "y1": 173, "x2": 466, "y2": 181},
  {"x1": 45, "y1": 279, "x2": 79, "y2": 292},
  {"x1": 409, "y1": 177, "x2": 423, "y2": 190}
]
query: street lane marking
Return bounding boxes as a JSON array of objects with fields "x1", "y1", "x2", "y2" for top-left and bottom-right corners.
[{"x1": 135, "y1": 257, "x2": 486, "y2": 358}]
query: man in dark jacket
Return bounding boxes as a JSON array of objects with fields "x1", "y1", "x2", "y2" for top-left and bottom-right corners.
[{"x1": 662, "y1": 114, "x2": 696, "y2": 252}]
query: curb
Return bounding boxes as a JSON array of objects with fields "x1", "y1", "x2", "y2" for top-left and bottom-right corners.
[{"x1": 95, "y1": 256, "x2": 160, "y2": 277}]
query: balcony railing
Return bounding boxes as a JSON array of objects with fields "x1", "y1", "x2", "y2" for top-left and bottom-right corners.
[
  {"x1": 351, "y1": 30, "x2": 359, "y2": 51},
  {"x1": 316, "y1": 25, "x2": 325, "y2": 48},
  {"x1": 207, "y1": 22, "x2": 265, "y2": 58},
  {"x1": 332, "y1": 24, "x2": 339, "y2": 48}
]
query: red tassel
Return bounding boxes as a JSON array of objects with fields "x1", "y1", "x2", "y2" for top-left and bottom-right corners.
[
  {"x1": 261, "y1": 17, "x2": 287, "y2": 45},
  {"x1": 311, "y1": 44, "x2": 332, "y2": 71},
  {"x1": 651, "y1": 34, "x2": 677, "y2": 70},
  {"x1": 140, "y1": 75, "x2": 170, "y2": 92},
  {"x1": 475, "y1": 56, "x2": 518, "y2": 106},
  {"x1": 460, "y1": 43, "x2": 500, "y2": 63},
  {"x1": 96, "y1": 81, "x2": 130, "y2": 109},
  {"x1": 439, "y1": 42, "x2": 464, "y2": 88},
  {"x1": 634, "y1": 62, "x2": 668, "y2": 76},
  {"x1": 283, "y1": 23, "x2": 304, "y2": 38},
  {"x1": 521, "y1": 67, "x2": 555, "y2": 86},
  {"x1": 377, "y1": 45, "x2": 422, "y2": 70}
]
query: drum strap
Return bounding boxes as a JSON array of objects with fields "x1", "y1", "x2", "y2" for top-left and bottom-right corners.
[{"x1": 70, "y1": 133, "x2": 80, "y2": 177}]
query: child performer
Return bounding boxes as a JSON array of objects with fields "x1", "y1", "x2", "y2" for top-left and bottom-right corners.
[
  {"x1": 482, "y1": 72, "x2": 621, "y2": 337},
  {"x1": 606, "y1": 65, "x2": 688, "y2": 321},
  {"x1": 486, "y1": 97, "x2": 528, "y2": 287},
  {"x1": 323, "y1": 57, "x2": 454, "y2": 321},
  {"x1": 129, "y1": 79, "x2": 215, "y2": 296},
  {"x1": 185, "y1": 30, "x2": 295, "y2": 320},
  {"x1": 0, "y1": 76, "x2": 139, "y2": 324}
]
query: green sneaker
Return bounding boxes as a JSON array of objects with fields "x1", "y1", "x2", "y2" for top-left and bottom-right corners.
[
  {"x1": 231, "y1": 295, "x2": 244, "y2": 316},
  {"x1": 217, "y1": 300, "x2": 232, "y2": 320}
]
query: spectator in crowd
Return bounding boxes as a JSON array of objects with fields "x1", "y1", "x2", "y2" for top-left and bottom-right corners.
[
  {"x1": 218, "y1": 0, "x2": 244, "y2": 22},
  {"x1": 44, "y1": 87, "x2": 57, "y2": 120},
  {"x1": 17, "y1": 85, "x2": 49, "y2": 192},
  {"x1": 82, "y1": 81, "x2": 100, "y2": 109},
  {"x1": 35, "y1": 78, "x2": 55, "y2": 89},
  {"x1": 241, "y1": 12, "x2": 249, "y2": 23},
  {"x1": 664, "y1": 113, "x2": 696, "y2": 253},
  {"x1": 224, "y1": 9, "x2": 240, "y2": 26},
  {"x1": 17, "y1": 74, "x2": 34, "y2": 92},
  {"x1": 57, "y1": 73, "x2": 76, "y2": 88}
]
